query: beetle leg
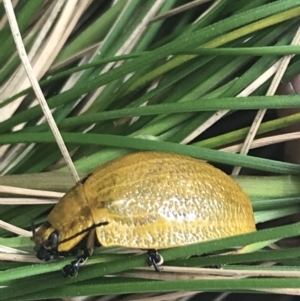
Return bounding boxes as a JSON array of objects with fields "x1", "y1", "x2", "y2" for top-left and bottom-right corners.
[
  {"x1": 62, "y1": 229, "x2": 96, "y2": 277},
  {"x1": 62, "y1": 255, "x2": 85, "y2": 278},
  {"x1": 147, "y1": 250, "x2": 163, "y2": 272},
  {"x1": 36, "y1": 246, "x2": 55, "y2": 261},
  {"x1": 62, "y1": 246, "x2": 91, "y2": 277}
]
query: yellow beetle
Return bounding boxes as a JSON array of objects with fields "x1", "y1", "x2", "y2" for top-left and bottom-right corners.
[{"x1": 32, "y1": 152, "x2": 256, "y2": 277}]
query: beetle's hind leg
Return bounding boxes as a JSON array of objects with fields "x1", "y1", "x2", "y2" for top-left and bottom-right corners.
[
  {"x1": 62, "y1": 228, "x2": 96, "y2": 278},
  {"x1": 147, "y1": 249, "x2": 163, "y2": 272}
]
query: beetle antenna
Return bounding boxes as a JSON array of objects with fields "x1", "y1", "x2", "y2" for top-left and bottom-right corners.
[{"x1": 31, "y1": 219, "x2": 36, "y2": 236}]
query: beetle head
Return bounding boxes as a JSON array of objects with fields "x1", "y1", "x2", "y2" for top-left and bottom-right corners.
[{"x1": 32, "y1": 222, "x2": 60, "y2": 261}]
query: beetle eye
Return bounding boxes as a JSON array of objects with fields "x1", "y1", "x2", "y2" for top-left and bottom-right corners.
[{"x1": 45, "y1": 231, "x2": 59, "y2": 248}]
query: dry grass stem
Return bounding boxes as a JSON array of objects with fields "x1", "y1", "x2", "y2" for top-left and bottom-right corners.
[
  {"x1": 121, "y1": 291, "x2": 198, "y2": 301},
  {"x1": 221, "y1": 132, "x2": 300, "y2": 153},
  {"x1": 49, "y1": 42, "x2": 101, "y2": 72},
  {"x1": 181, "y1": 52, "x2": 290, "y2": 145},
  {"x1": 0, "y1": 197, "x2": 58, "y2": 205},
  {"x1": 0, "y1": 219, "x2": 31, "y2": 236},
  {"x1": 0, "y1": 184, "x2": 63, "y2": 198},
  {"x1": 232, "y1": 26, "x2": 300, "y2": 175},
  {"x1": 3, "y1": 0, "x2": 81, "y2": 182},
  {"x1": 255, "y1": 288, "x2": 300, "y2": 295},
  {"x1": 0, "y1": 244, "x2": 27, "y2": 254},
  {"x1": 136, "y1": 266, "x2": 300, "y2": 278},
  {"x1": 151, "y1": 0, "x2": 214, "y2": 22},
  {"x1": 77, "y1": 0, "x2": 165, "y2": 116},
  {"x1": 0, "y1": 253, "x2": 41, "y2": 262}
]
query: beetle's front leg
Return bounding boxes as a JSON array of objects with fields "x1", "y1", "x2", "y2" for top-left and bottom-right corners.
[
  {"x1": 62, "y1": 249, "x2": 90, "y2": 277},
  {"x1": 62, "y1": 228, "x2": 96, "y2": 277}
]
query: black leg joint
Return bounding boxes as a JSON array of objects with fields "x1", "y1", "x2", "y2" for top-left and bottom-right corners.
[
  {"x1": 62, "y1": 251, "x2": 89, "y2": 278},
  {"x1": 36, "y1": 246, "x2": 55, "y2": 261},
  {"x1": 147, "y1": 250, "x2": 163, "y2": 272}
]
